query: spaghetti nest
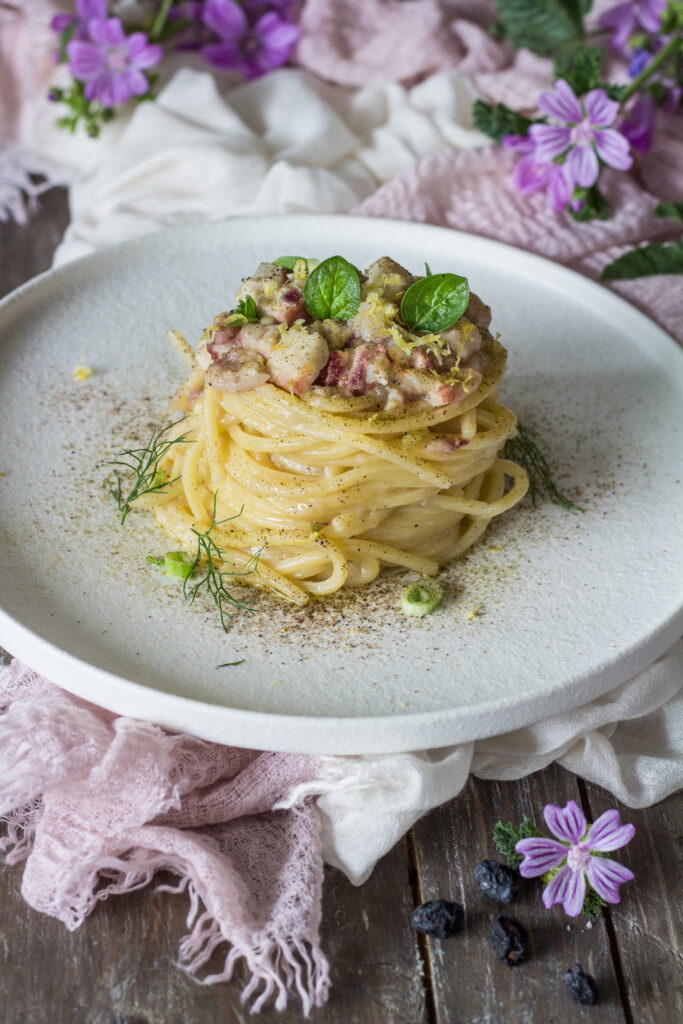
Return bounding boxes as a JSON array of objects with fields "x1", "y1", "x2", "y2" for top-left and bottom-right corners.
[{"x1": 145, "y1": 338, "x2": 528, "y2": 607}]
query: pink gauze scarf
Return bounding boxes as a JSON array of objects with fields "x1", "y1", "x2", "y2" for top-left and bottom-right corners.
[{"x1": 0, "y1": 660, "x2": 328, "y2": 1014}]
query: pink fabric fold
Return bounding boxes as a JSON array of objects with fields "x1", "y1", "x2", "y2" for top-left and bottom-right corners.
[
  {"x1": 294, "y1": 0, "x2": 507, "y2": 85},
  {"x1": 354, "y1": 144, "x2": 683, "y2": 346},
  {"x1": 0, "y1": 660, "x2": 328, "y2": 1014}
]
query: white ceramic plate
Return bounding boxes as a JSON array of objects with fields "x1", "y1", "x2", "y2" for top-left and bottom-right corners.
[{"x1": 1, "y1": 216, "x2": 682, "y2": 754}]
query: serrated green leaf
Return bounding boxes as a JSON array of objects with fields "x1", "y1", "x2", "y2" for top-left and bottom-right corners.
[
  {"x1": 303, "y1": 255, "x2": 361, "y2": 321},
  {"x1": 493, "y1": 0, "x2": 584, "y2": 57},
  {"x1": 583, "y1": 885, "x2": 607, "y2": 917},
  {"x1": 553, "y1": 45, "x2": 603, "y2": 95},
  {"x1": 601, "y1": 240, "x2": 683, "y2": 280},
  {"x1": 493, "y1": 819, "x2": 544, "y2": 869},
  {"x1": 472, "y1": 100, "x2": 535, "y2": 143},
  {"x1": 400, "y1": 273, "x2": 469, "y2": 333},
  {"x1": 654, "y1": 201, "x2": 683, "y2": 223}
]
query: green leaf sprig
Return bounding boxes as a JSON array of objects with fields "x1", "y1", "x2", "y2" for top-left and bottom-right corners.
[
  {"x1": 601, "y1": 203, "x2": 683, "y2": 279},
  {"x1": 569, "y1": 184, "x2": 610, "y2": 223},
  {"x1": 109, "y1": 420, "x2": 193, "y2": 524},
  {"x1": 473, "y1": 100, "x2": 536, "y2": 143},
  {"x1": 303, "y1": 255, "x2": 361, "y2": 321},
  {"x1": 504, "y1": 422, "x2": 581, "y2": 513},
  {"x1": 50, "y1": 79, "x2": 115, "y2": 139},
  {"x1": 654, "y1": 201, "x2": 683, "y2": 223},
  {"x1": 400, "y1": 273, "x2": 470, "y2": 334},
  {"x1": 553, "y1": 45, "x2": 602, "y2": 97},
  {"x1": 225, "y1": 294, "x2": 260, "y2": 325},
  {"x1": 601, "y1": 239, "x2": 683, "y2": 280},
  {"x1": 183, "y1": 494, "x2": 261, "y2": 632},
  {"x1": 493, "y1": 819, "x2": 543, "y2": 870},
  {"x1": 491, "y1": 0, "x2": 585, "y2": 58}
]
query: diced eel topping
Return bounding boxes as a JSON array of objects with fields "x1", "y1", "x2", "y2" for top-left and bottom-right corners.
[
  {"x1": 194, "y1": 257, "x2": 495, "y2": 409},
  {"x1": 235, "y1": 262, "x2": 306, "y2": 325}
]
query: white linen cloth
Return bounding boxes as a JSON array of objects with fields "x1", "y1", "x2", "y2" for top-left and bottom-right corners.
[
  {"x1": 30, "y1": 67, "x2": 682, "y2": 885},
  {"x1": 40, "y1": 67, "x2": 485, "y2": 264}
]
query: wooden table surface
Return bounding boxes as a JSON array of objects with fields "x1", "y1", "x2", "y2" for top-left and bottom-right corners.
[{"x1": 1, "y1": 192, "x2": 681, "y2": 1024}]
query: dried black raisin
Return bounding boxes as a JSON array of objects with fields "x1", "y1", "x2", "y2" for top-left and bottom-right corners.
[
  {"x1": 489, "y1": 914, "x2": 528, "y2": 966},
  {"x1": 474, "y1": 859, "x2": 519, "y2": 903},
  {"x1": 411, "y1": 899, "x2": 464, "y2": 939},
  {"x1": 563, "y1": 963, "x2": 598, "y2": 1005}
]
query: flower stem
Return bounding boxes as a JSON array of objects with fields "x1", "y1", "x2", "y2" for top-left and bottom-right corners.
[
  {"x1": 620, "y1": 30, "x2": 683, "y2": 104},
  {"x1": 150, "y1": 0, "x2": 175, "y2": 40}
]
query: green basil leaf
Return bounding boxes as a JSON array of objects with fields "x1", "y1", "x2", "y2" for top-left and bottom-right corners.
[
  {"x1": 273, "y1": 256, "x2": 306, "y2": 270},
  {"x1": 472, "y1": 100, "x2": 535, "y2": 142},
  {"x1": 400, "y1": 273, "x2": 470, "y2": 334},
  {"x1": 303, "y1": 255, "x2": 361, "y2": 321},
  {"x1": 600, "y1": 240, "x2": 683, "y2": 280},
  {"x1": 425, "y1": 262, "x2": 433, "y2": 276},
  {"x1": 654, "y1": 201, "x2": 683, "y2": 223},
  {"x1": 553, "y1": 45, "x2": 603, "y2": 95},
  {"x1": 493, "y1": 0, "x2": 584, "y2": 57}
]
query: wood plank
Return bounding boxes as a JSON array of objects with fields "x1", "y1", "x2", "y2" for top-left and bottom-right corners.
[
  {"x1": 412, "y1": 766, "x2": 627, "y2": 1024},
  {"x1": 0, "y1": 186, "x2": 70, "y2": 299},
  {"x1": 581, "y1": 782, "x2": 683, "y2": 1024},
  {"x1": 0, "y1": 834, "x2": 425, "y2": 1023}
]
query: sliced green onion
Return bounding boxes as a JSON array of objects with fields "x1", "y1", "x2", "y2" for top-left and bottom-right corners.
[
  {"x1": 401, "y1": 579, "x2": 443, "y2": 617},
  {"x1": 148, "y1": 551, "x2": 194, "y2": 580},
  {"x1": 163, "y1": 551, "x2": 194, "y2": 579}
]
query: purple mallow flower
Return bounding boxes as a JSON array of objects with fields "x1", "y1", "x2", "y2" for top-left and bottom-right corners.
[
  {"x1": 201, "y1": 0, "x2": 299, "y2": 79},
  {"x1": 531, "y1": 80, "x2": 633, "y2": 188},
  {"x1": 503, "y1": 133, "x2": 573, "y2": 212},
  {"x1": 503, "y1": 81, "x2": 633, "y2": 212},
  {"x1": 67, "y1": 19, "x2": 162, "y2": 108},
  {"x1": 516, "y1": 800, "x2": 635, "y2": 918},
  {"x1": 51, "y1": 0, "x2": 107, "y2": 39},
  {"x1": 600, "y1": 0, "x2": 667, "y2": 56},
  {"x1": 620, "y1": 93, "x2": 658, "y2": 152}
]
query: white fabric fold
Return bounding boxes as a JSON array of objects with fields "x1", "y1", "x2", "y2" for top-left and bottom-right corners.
[
  {"x1": 283, "y1": 641, "x2": 682, "y2": 884},
  {"x1": 41, "y1": 67, "x2": 485, "y2": 265}
]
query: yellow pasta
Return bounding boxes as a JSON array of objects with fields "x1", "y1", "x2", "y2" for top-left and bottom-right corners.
[
  {"x1": 131, "y1": 256, "x2": 530, "y2": 606},
  {"x1": 141, "y1": 350, "x2": 527, "y2": 605}
]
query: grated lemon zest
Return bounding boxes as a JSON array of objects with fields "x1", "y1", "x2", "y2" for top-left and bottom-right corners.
[
  {"x1": 292, "y1": 259, "x2": 307, "y2": 282},
  {"x1": 73, "y1": 359, "x2": 92, "y2": 382}
]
